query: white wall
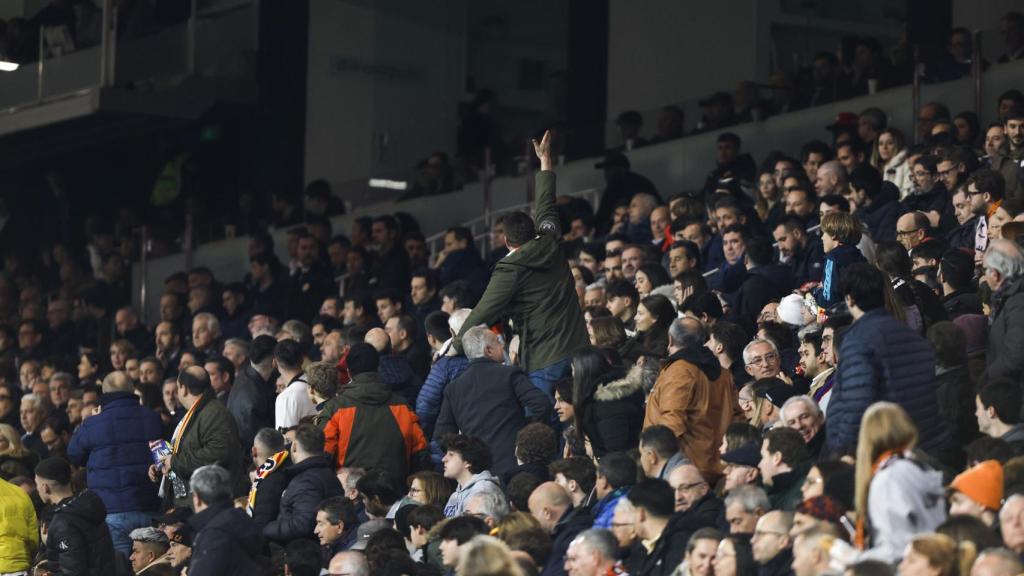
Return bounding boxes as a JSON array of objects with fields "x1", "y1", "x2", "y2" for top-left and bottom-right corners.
[{"x1": 304, "y1": 0, "x2": 466, "y2": 196}]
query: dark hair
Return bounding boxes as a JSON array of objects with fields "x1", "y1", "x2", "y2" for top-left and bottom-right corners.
[
  {"x1": 669, "y1": 240, "x2": 701, "y2": 268},
  {"x1": 939, "y1": 249, "x2": 975, "y2": 291},
  {"x1": 966, "y1": 436, "x2": 1014, "y2": 464},
  {"x1": 317, "y1": 496, "x2": 359, "y2": 527},
  {"x1": 745, "y1": 236, "x2": 773, "y2": 267},
  {"x1": 407, "y1": 504, "x2": 445, "y2": 531},
  {"x1": 506, "y1": 473, "x2": 545, "y2": 512},
  {"x1": 935, "y1": 514, "x2": 1003, "y2": 552},
  {"x1": 284, "y1": 539, "x2": 322, "y2": 576},
  {"x1": 446, "y1": 226, "x2": 474, "y2": 245},
  {"x1": 819, "y1": 194, "x2": 850, "y2": 213},
  {"x1": 639, "y1": 426, "x2": 679, "y2": 459},
  {"x1": 640, "y1": 294, "x2": 675, "y2": 335},
  {"x1": 502, "y1": 527, "x2": 552, "y2": 567},
  {"x1": 764, "y1": 427, "x2": 810, "y2": 467},
  {"x1": 293, "y1": 423, "x2": 326, "y2": 455},
  {"x1": 846, "y1": 560, "x2": 896, "y2": 576},
  {"x1": 913, "y1": 154, "x2": 939, "y2": 174},
  {"x1": 966, "y1": 168, "x2": 1006, "y2": 202},
  {"x1": 177, "y1": 367, "x2": 211, "y2": 395},
  {"x1": 204, "y1": 356, "x2": 235, "y2": 384},
  {"x1": 926, "y1": 321, "x2": 967, "y2": 369},
  {"x1": 850, "y1": 165, "x2": 883, "y2": 199},
  {"x1": 580, "y1": 242, "x2": 606, "y2": 262},
  {"x1": 439, "y1": 281, "x2": 476, "y2": 309},
  {"x1": 800, "y1": 140, "x2": 833, "y2": 163},
  {"x1": 249, "y1": 335, "x2": 277, "y2": 365},
  {"x1": 515, "y1": 423, "x2": 558, "y2": 466},
  {"x1": 636, "y1": 264, "x2": 671, "y2": 291},
  {"x1": 979, "y1": 378, "x2": 1021, "y2": 424},
  {"x1": 724, "y1": 423, "x2": 761, "y2": 454},
  {"x1": 605, "y1": 279, "x2": 639, "y2": 303},
  {"x1": 356, "y1": 469, "x2": 400, "y2": 506},
  {"x1": 841, "y1": 262, "x2": 887, "y2": 312},
  {"x1": 442, "y1": 435, "x2": 493, "y2": 474},
  {"x1": 758, "y1": 321, "x2": 795, "y2": 354},
  {"x1": 274, "y1": 340, "x2": 304, "y2": 371},
  {"x1": 500, "y1": 212, "x2": 536, "y2": 247},
  {"x1": 424, "y1": 311, "x2": 451, "y2": 343},
  {"x1": 724, "y1": 537, "x2": 758, "y2": 576},
  {"x1": 346, "y1": 343, "x2": 379, "y2": 376},
  {"x1": 626, "y1": 479, "x2": 675, "y2": 518},
  {"x1": 571, "y1": 346, "x2": 614, "y2": 408},
  {"x1": 35, "y1": 457, "x2": 72, "y2": 486},
  {"x1": 679, "y1": 292, "x2": 723, "y2": 320},
  {"x1": 439, "y1": 516, "x2": 488, "y2": 544},
  {"x1": 548, "y1": 457, "x2": 597, "y2": 495},
  {"x1": 708, "y1": 321, "x2": 748, "y2": 363},
  {"x1": 674, "y1": 270, "x2": 708, "y2": 296},
  {"x1": 597, "y1": 452, "x2": 638, "y2": 490}
]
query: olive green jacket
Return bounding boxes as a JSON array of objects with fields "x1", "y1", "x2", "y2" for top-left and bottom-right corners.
[
  {"x1": 170, "y1": 392, "x2": 248, "y2": 502},
  {"x1": 458, "y1": 170, "x2": 588, "y2": 373}
]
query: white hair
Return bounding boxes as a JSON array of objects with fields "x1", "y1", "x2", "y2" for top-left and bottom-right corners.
[
  {"x1": 449, "y1": 308, "x2": 472, "y2": 335},
  {"x1": 985, "y1": 239, "x2": 1024, "y2": 279},
  {"x1": 741, "y1": 338, "x2": 779, "y2": 365},
  {"x1": 462, "y1": 325, "x2": 495, "y2": 360},
  {"x1": 724, "y1": 485, "x2": 770, "y2": 513},
  {"x1": 467, "y1": 491, "x2": 510, "y2": 522},
  {"x1": 780, "y1": 395, "x2": 822, "y2": 420},
  {"x1": 193, "y1": 312, "x2": 221, "y2": 338},
  {"x1": 130, "y1": 527, "x2": 169, "y2": 545}
]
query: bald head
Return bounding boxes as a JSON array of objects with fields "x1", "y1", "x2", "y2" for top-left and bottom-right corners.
[
  {"x1": 667, "y1": 464, "x2": 708, "y2": 512},
  {"x1": 329, "y1": 551, "x2": 368, "y2": 576},
  {"x1": 102, "y1": 371, "x2": 132, "y2": 394},
  {"x1": 668, "y1": 317, "x2": 706, "y2": 352},
  {"x1": 528, "y1": 482, "x2": 573, "y2": 533},
  {"x1": 364, "y1": 328, "x2": 390, "y2": 353}
]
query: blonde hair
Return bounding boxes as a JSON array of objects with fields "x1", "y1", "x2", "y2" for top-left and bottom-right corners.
[
  {"x1": 0, "y1": 424, "x2": 29, "y2": 458},
  {"x1": 494, "y1": 512, "x2": 542, "y2": 541},
  {"x1": 820, "y1": 212, "x2": 862, "y2": 246},
  {"x1": 456, "y1": 535, "x2": 524, "y2": 576},
  {"x1": 910, "y1": 533, "x2": 977, "y2": 576},
  {"x1": 854, "y1": 402, "x2": 918, "y2": 530}
]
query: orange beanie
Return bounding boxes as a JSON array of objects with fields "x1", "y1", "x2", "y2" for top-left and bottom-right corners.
[{"x1": 951, "y1": 460, "x2": 1004, "y2": 511}]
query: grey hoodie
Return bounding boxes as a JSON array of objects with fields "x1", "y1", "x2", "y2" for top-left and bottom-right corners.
[
  {"x1": 443, "y1": 470, "x2": 504, "y2": 518},
  {"x1": 863, "y1": 453, "x2": 946, "y2": 564}
]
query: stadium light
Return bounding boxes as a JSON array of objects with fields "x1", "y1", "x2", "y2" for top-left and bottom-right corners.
[
  {"x1": 0, "y1": 61, "x2": 19, "y2": 72},
  {"x1": 368, "y1": 178, "x2": 408, "y2": 191}
]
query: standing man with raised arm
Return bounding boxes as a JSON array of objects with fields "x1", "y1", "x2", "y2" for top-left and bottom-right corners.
[{"x1": 457, "y1": 131, "x2": 589, "y2": 395}]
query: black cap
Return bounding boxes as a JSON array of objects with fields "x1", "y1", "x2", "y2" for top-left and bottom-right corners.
[
  {"x1": 595, "y1": 152, "x2": 630, "y2": 170},
  {"x1": 721, "y1": 442, "x2": 761, "y2": 468},
  {"x1": 753, "y1": 377, "x2": 797, "y2": 408},
  {"x1": 153, "y1": 507, "x2": 193, "y2": 527},
  {"x1": 169, "y1": 524, "x2": 194, "y2": 547}
]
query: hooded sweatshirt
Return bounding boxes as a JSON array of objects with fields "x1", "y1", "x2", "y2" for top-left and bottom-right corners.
[
  {"x1": 46, "y1": 490, "x2": 117, "y2": 576},
  {"x1": 443, "y1": 470, "x2": 504, "y2": 518},
  {"x1": 643, "y1": 346, "x2": 739, "y2": 479}
]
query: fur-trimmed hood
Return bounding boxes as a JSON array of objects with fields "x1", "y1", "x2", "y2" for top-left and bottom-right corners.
[{"x1": 594, "y1": 364, "x2": 645, "y2": 402}]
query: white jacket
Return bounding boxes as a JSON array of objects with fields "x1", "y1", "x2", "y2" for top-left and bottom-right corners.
[
  {"x1": 863, "y1": 452, "x2": 947, "y2": 565},
  {"x1": 882, "y1": 150, "x2": 914, "y2": 200}
]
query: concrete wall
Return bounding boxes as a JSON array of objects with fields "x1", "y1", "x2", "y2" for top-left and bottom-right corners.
[{"x1": 304, "y1": 0, "x2": 466, "y2": 194}]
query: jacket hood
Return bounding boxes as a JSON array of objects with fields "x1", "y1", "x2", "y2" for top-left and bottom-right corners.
[
  {"x1": 459, "y1": 470, "x2": 499, "y2": 492},
  {"x1": 594, "y1": 365, "x2": 645, "y2": 402},
  {"x1": 747, "y1": 263, "x2": 794, "y2": 292},
  {"x1": 341, "y1": 372, "x2": 393, "y2": 405},
  {"x1": 57, "y1": 489, "x2": 107, "y2": 524},
  {"x1": 667, "y1": 346, "x2": 722, "y2": 381},
  {"x1": 502, "y1": 234, "x2": 562, "y2": 271}
]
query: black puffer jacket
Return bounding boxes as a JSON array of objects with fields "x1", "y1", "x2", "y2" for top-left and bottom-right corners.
[
  {"x1": 262, "y1": 454, "x2": 343, "y2": 543},
  {"x1": 580, "y1": 366, "x2": 645, "y2": 457},
  {"x1": 46, "y1": 490, "x2": 117, "y2": 576},
  {"x1": 189, "y1": 501, "x2": 264, "y2": 576},
  {"x1": 987, "y1": 275, "x2": 1024, "y2": 391}
]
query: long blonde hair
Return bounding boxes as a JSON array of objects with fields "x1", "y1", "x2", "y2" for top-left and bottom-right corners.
[
  {"x1": 909, "y1": 533, "x2": 977, "y2": 576},
  {"x1": 456, "y1": 535, "x2": 525, "y2": 576},
  {"x1": 0, "y1": 424, "x2": 30, "y2": 458},
  {"x1": 854, "y1": 403, "x2": 918, "y2": 533}
]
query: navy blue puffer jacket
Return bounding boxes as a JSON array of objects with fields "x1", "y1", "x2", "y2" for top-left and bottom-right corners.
[
  {"x1": 826, "y1": 309, "x2": 950, "y2": 455},
  {"x1": 67, "y1": 391, "x2": 164, "y2": 514}
]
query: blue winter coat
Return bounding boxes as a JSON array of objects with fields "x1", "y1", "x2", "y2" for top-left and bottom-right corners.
[
  {"x1": 814, "y1": 244, "x2": 865, "y2": 309},
  {"x1": 67, "y1": 391, "x2": 163, "y2": 514},
  {"x1": 826, "y1": 309, "x2": 950, "y2": 454},
  {"x1": 416, "y1": 354, "x2": 470, "y2": 440}
]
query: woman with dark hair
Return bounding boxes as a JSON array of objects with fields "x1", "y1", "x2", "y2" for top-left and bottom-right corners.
[
  {"x1": 619, "y1": 294, "x2": 674, "y2": 363},
  {"x1": 634, "y1": 263, "x2": 671, "y2": 299},
  {"x1": 874, "y1": 241, "x2": 948, "y2": 334},
  {"x1": 953, "y1": 111, "x2": 981, "y2": 149},
  {"x1": 77, "y1": 350, "x2": 102, "y2": 388},
  {"x1": 713, "y1": 536, "x2": 757, "y2": 576},
  {"x1": 571, "y1": 346, "x2": 644, "y2": 457}
]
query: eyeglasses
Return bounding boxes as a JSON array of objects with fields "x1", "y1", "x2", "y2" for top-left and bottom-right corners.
[
  {"x1": 0, "y1": 395, "x2": 11, "y2": 401},
  {"x1": 965, "y1": 188, "x2": 987, "y2": 197},
  {"x1": 746, "y1": 352, "x2": 778, "y2": 367},
  {"x1": 912, "y1": 171, "x2": 932, "y2": 179},
  {"x1": 674, "y1": 481, "x2": 707, "y2": 492},
  {"x1": 937, "y1": 167, "x2": 957, "y2": 177},
  {"x1": 803, "y1": 476, "x2": 823, "y2": 487}
]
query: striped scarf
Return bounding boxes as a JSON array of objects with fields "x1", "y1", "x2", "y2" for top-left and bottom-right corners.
[{"x1": 246, "y1": 450, "x2": 289, "y2": 515}]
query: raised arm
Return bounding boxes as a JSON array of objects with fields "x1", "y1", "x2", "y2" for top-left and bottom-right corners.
[{"x1": 532, "y1": 131, "x2": 560, "y2": 236}]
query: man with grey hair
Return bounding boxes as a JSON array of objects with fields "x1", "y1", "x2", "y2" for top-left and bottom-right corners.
[
  {"x1": 128, "y1": 526, "x2": 173, "y2": 575},
  {"x1": 564, "y1": 528, "x2": 621, "y2": 576},
  {"x1": 20, "y1": 393, "x2": 51, "y2": 455},
  {"x1": 464, "y1": 490, "x2": 510, "y2": 529},
  {"x1": 780, "y1": 395, "x2": 827, "y2": 459},
  {"x1": 984, "y1": 238, "x2": 1024, "y2": 383},
  {"x1": 970, "y1": 547, "x2": 1024, "y2": 576},
  {"x1": 644, "y1": 317, "x2": 736, "y2": 481},
  {"x1": 433, "y1": 326, "x2": 552, "y2": 480},
  {"x1": 222, "y1": 338, "x2": 249, "y2": 370},
  {"x1": 329, "y1": 551, "x2": 370, "y2": 576},
  {"x1": 723, "y1": 485, "x2": 770, "y2": 535},
  {"x1": 187, "y1": 465, "x2": 263, "y2": 575},
  {"x1": 191, "y1": 312, "x2": 221, "y2": 355},
  {"x1": 814, "y1": 160, "x2": 848, "y2": 197},
  {"x1": 743, "y1": 338, "x2": 783, "y2": 381}
]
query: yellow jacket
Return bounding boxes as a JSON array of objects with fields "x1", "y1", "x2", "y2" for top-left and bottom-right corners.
[{"x1": 0, "y1": 478, "x2": 37, "y2": 571}]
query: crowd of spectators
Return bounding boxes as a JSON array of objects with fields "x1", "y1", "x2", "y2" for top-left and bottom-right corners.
[{"x1": 5, "y1": 9, "x2": 1024, "y2": 576}]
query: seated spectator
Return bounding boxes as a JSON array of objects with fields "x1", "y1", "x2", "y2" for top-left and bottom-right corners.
[
  {"x1": 323, "y1": 343, "x2": 428, "y2": 481},
  {"x1": 948, "y1": 460, "x2": 1002, "y2": 528},
  {"x1": 622, "y1": 478, "x2": 687, "y2": 576},
  {"x1": 774, "y1": 216, "x2": 824, "y2": 287},
  {"x1": 666, "y1": 463, "x2": 723, "y2": 538},
  {"x1": 758, "y1": 427, "x2": 810, "y2": 511},
  {"x1": 442, "y1": 434, "x2": 504, "y2": 518},
  {"x1": 751, "y1": 511, "x2": 795, "y2": 576},
  {"x1": 504, "y1": 423, "x2": 558, "y2": 486},
  {"x1": 723, "y1": 485, "x2": 769, "y2": 537},
  {"x1": 565, "y1": 529, "x2": 624, "y2": 576},
  {"x1": 434, "y1": 326, "x2": 552, "y2": 479},
  {"x1": 780, "y1": 396, "x2": 827, "y2": 460},
  {"x1": 605, "y1": 279, "x2": 639, "y2": 331},
  {"x1": 128, "y1": 527, "x2": 172, "y2": 576},
  {"x1": 721, "y1": 442, "x2": 761, "y2": 494},
  {"x1": 591, "y1": 452, "x2": 636, "y2": 529},
  {"x1": 638, "y1": 425, "x2": 688, "y2": 480},
  {"x1": 976, "y1": 378, "x2": 1024, "y2": 446},
  {"x1": 549, "y1": 457, "x2": 596, "y2": 509},
  {"x1": 529, "y1": 481, "x2": 592, "y2": 576}
]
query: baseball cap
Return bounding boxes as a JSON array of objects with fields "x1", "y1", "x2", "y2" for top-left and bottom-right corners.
[
  {"x1": 153, "y1": 507, "x2": 193, "y2": 527},
  {"x1": 169, "y1": 524, "x2": 194, "y2": 548},
  {"x1": 721, "y1": 442, "x2": 761, "y2": 468},
  {"x1": 753, "y1": 378, "x2": 797, "y2": 408},
  {"x1": 350, "y1": 518, "x2": 391, "y2": 551}
]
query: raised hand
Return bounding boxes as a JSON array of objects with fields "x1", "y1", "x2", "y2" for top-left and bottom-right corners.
[{"x1": 532, "y1": 130, "x2": 553, "y2": 171}]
